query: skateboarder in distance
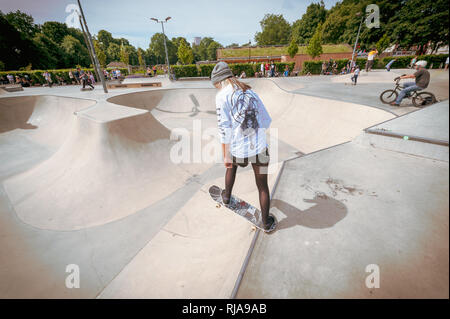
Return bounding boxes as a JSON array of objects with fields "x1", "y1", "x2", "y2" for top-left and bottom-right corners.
[{"x1": 211, "y1": 62, "x2": 275, "y2": 231}]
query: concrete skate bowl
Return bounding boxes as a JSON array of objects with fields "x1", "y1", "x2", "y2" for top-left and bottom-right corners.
[
  {"x1": 1, "y1": 94, "x2": 194, "y2": 231},
  {"x1": 107, "y1": 83, "x2": 396, "y2": 155},
  {"x1": 1, "y1": 83, "x2": 395, "y2": 232},
  {"x1": 0, "y1": 95, "x2": 96, "y2": 179},
  {"x1": 106, "y1": 88, "x2": 218, "y2": 133}
]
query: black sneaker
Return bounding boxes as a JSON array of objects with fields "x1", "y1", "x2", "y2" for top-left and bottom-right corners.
[
  {"x1": 221, "y1": 190, "x2": 230, "y2": 205},
  {"x1": 263, "y1": 215, "x2": 275, "y2": 231}
]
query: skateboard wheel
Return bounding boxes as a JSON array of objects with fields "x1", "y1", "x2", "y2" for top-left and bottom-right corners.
[{"x1": 216, "y1": 204, "x2": 221, "y2": 208}]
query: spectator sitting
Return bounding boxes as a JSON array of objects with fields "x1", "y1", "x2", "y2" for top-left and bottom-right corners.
[
  {"x1": 20, "y1": 77, "x2": 31, "y2": 87},
  {"x1": 239, "y1": 71, "x2": 246, "y2": 79}
]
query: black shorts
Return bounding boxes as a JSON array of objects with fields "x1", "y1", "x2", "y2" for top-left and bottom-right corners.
[{"x1": 232, "y1": 148, "x2": 270, "y2": 167}]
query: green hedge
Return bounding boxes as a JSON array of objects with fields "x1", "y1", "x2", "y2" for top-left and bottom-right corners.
[
  {"x1": 173, "y1": 62, "x2": 295, "y2": 78},
  {"x1": 274, "y1": 62, "x2": 295, "y2": 74},
  {"x1": 172, "y1": 65, "x2": 198, "y2": 78},
  {"x1": 302, "y1": 54, "x2": 447, "y2": 74},
  {"x1": 380, "y1": 54, "x2": 448, "y2": 69},
  {"x1": 198, "y1": 64, "x2": 215, "y2": 77},
  {"x1": 0, "y1": 68, "x2": 129, "y2": 85}
]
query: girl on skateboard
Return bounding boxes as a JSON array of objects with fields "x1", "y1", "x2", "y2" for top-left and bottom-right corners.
[{"x1": 211, "y1": 62, "x2": 275, "y2": 231}]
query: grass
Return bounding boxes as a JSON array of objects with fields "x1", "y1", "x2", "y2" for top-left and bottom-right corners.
[{"x1": 219, "y1": 44, "x2": 352, "y2": 58}]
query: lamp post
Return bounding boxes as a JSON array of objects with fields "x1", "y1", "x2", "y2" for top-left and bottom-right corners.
[
  {"x1": 150, "y1": 17, "x2": 172, "y2": 79},
  {"x1": 351, "y1": 12, "x2": 365, "y2": 69}
]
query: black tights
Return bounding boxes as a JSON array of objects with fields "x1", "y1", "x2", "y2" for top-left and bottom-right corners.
[{"x1": 223, "y1": 164, "x2": 271, "y2": 226}]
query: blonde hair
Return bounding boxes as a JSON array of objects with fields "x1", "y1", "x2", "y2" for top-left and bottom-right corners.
[{"x1": 218, "y1": 76, "x2": 251, "y2": 92}]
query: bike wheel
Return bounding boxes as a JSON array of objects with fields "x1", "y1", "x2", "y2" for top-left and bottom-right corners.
[
  {"x1": 380, "y1": 90, "x2": 398, "y2": 104},
  {"x1": 412, "y1": 92, "x2": 436, "y2": 108}
]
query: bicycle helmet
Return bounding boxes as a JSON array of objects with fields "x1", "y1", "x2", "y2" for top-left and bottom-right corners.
[{"x1": 415, "y1": 60, "x2": 427, "y2": 68}]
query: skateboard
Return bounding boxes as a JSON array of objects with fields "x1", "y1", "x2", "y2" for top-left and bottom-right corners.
[{"x1": 209, "y1": 185, "x2": 277, "y2": 233}]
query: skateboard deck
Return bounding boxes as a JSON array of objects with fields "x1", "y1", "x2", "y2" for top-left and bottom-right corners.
[{"x1": 209, "y1": 185, "x2": 277, "y2": 233}]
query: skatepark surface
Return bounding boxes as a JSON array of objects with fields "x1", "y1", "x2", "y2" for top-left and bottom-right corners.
[{"x1": 0, "y1": 70, "x2": 448, "y2": 298}]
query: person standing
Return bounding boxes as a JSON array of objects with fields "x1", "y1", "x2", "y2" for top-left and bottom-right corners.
[
  {"x1": 260, "y1": 62, "x2": 264, "y2": 77},
  {"x1": 284, "y1": 65, "x2": 289, "y2": 77},
  {"x1": 80, "y1": 69, "x2": 94, "y2": 90},
  {"x1": 445, "y1": 56, "x2": 449, "y2": 70},
  {"x1": 351, "y1": 65, "x2": 360, "y2": 85},
  {"x1": 74, "y1": 68, "x2": 80, "y2": 84},
  {"x1": 365, "y1": 49, "x2": 378, "y2": 72},
  {"x1": 410, "y1": 56, "x2": 417, "y2": 69},
  {"x1": 321, "y1": 61, "x2": 327, "y2": 75},
  {"x1": 43, "y1": 71, "x2": 53, "y2": 87},
  {"x1": 88, "y1": 71, "x2": 95, "y2": 85},
  {"x1": 6, "y1": 73, "x2": 14, "y2": 84},
  {"x1": 270, "y1": 62, "x2": 275, "y2": 77},
  {"x1": 211, "y1": 62, "x2": 275, "y2": 231},
  {"x1": 69, "y1": 70, "x2": 75, "y2": 85}
]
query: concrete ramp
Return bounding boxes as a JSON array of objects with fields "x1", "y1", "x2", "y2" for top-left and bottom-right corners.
[
  {"x1": 0, "y1": 96, "x2": 96, "y2": 179},
  {"x1": 236, "y1": 100, "x2": 449, "y2": 299},
  {"x1": 2, "y1": 99, "x2": 191, "y2": 230}
]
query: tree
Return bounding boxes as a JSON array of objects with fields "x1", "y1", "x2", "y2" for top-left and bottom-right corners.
[
  {"x1": 177, "y1": 41, "x2": 194, "y2": 64},
  {"x1": 192, "y1": 37, "x2": 214, "y2": 61},
  {"x1": 226, "y1": 43, "x2": 239, "y2": 48},
  {"x1": 376, "y1": 33, "x2": 390, "y2": 53},
  {"x1": 207, "y1": 41, "x2": 222, "y2": 61},
  {"x1": 172, "y1": 37, "x2": 190, "y2": 51},
  {"x1": 61, "y1": 35, "x2": 90, "y2": 67},
  {"x1": 145, "y1": 48, "x2": 157, "y2": 65},
  {"x1": 287, "y1": 37, "x2": 299, "y2": 58},
  {"x1": 291, "y1": 1, "x2": 327, "y2": 44},
  {"x1": 0, "y1": 12, "x2": 42, "y2": 70},
  {"x1": 33, "y1": 33, "x2": 63, "y2": 68},
  {"x1": 137, "y1": 48, "x2": 145, "y2": 68},
  {"x1": 119, "y1": 42, "x2": 129, "y2": 65},
  {"x1": 149, "y1": 33, "x2": 177, "y2": 64},
  {"x1": 388, "y1": 0, "x2": 449, "y2": 52},
  {"x1": 41, "y1": 21, "x2": 69, "y2": 44},
  {"x1": 106, "y1": 42, "x2": 120, "y2": 63},
  {"x1": 255, "y1": 14, "x2": 291, "y2": 45},
  {"x1": 97, "y1": 30, "x2": 114, "y2": 48},
  {"x1": 306, "y1": 23, "x2": 323, "y2": 58},
  {"x1": 4, "y1": 10, "x2": 39, "y2": 38},
  {"x1": 94, "y1": 40, "x2": 107, "y2": 67}
]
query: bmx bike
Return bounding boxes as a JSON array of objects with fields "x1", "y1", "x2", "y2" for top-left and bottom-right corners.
[{"x1": 379, "y1": 75, "x2": 436, "y2": 108}]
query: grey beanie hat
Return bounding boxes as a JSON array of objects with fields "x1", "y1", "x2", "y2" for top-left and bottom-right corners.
[{"x1": 211, "y1": 62, "x2": 233, "y2": 84}]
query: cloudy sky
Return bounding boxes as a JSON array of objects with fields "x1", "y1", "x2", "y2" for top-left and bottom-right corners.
[{"x1": 0, "y1": 0, "x2": 339, "y2": 48}]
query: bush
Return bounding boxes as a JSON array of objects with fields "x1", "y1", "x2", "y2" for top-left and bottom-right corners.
[
  {"x1": 171, "y1": 64, "x2": 198, "y2": 78},
  {"x1": 302, "y1": 61, "x2": 322, "y2": 74},
  {"x1": 198, "y1": 64, "x2": 215, "y2": 77},
  {"x1": 229, "y1": 63, "x2": 256, "y2": 77},
  {"x1": 0, "y1": 67, "x2": 129, "y2": 85},
  {"x1": 274, "y1": 62, "x2": 295, "y2": 74},
  {"x1": 301, "y1": 54, "x2": 447, "y2": 74},
  {"x1": 381, "y1": 54, "x2": 448, "y2": 69}
]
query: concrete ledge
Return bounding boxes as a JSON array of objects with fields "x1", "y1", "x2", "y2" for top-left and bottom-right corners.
[
  {"x1": 107, "y1": 82, "x2": 162, "y2": 89},
  {"x1": 0, "y1": 84, "x2": 23, "y2": 92},
  {"x1": 178, "y1": 77, "x2": 210, "y2": 81}
]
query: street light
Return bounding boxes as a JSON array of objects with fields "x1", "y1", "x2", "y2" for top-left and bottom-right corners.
[
  {"x1": 350, "y1": 12, "x2": 365, "y2": 69},
  {"x1": 150, "y1": 17, "x2": 172, "y2": 79}
]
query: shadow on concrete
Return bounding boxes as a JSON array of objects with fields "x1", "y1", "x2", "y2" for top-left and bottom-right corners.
[{"x1": 271, "y1": 193, "x2": 347, "y2": 231}]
